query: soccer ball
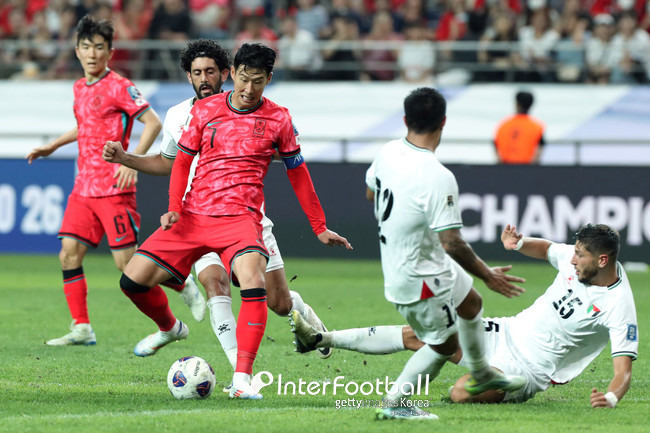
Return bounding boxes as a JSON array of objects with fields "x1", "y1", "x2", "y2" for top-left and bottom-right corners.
[{"x1": 167, "y1": 356, "x2": 216, "y2": 400}]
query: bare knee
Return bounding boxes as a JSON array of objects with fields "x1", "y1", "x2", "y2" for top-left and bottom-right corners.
[
  {"x1": 456, "y1": 287, "x2": 483, "y2": 320},
  {"x1": 59, "y1": 244, "x2": 84, "y2": 269},
  {"x1": 450, "y1": 375, "x2": 472, "y2": 403},
  {"x1": 402, "y1": 326, "x2": 425, "y2": 351},
  {"x1": 265, "y1": 270, "x2": 291, "y2": 315},
  {"x1": 199, "y1": 266, "x2": 231, "y2": 298}
]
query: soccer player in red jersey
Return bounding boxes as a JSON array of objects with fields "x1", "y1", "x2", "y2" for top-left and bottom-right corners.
[
  {"x1": 118, "y1": 43, "x2": 352, "y2": 399},
  {"x1": 26, "y1": 15, "x2": 203, "y2": 346}
]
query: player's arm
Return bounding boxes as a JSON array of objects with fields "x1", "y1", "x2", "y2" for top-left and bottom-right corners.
[
  {"x1": 162, "y1": 147, "x2": 192, "y2": 230},
  {"x1": 590, "y1": 355, "x2": 633, "y2": 408},
  {"x1": 366, "y1": 187, "x2": 374, "y2": 201},
  {"x1": 103, "y1": 144, "x2": 175, "y2": 176},
  {"x1": 439, "y1": 228, "x2": 525, "y2": 298},
  {"x1": 26, "y1": 127, "x2": 78, "y2": 163},
  {"x1": 501, "y1": 224, "x2": 551, "y2": 260},
  {"x1": 114, "y1": 108, "x2": 163, "y2": 189}
]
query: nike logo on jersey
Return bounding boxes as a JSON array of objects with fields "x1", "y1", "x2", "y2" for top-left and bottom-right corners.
[
  {"x1": 248, "y1": 322, "x2": 264, "y2": 326},
  {"x1": 115, "y1": 235, "x2": 127, "y2": 242}
]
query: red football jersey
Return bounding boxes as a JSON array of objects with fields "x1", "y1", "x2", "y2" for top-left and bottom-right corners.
[
  {"x1": 72, "y1": 69, "x2": 151, "y2": 197},
  {"x1": 177, "y1": 91, "x2": 301, "y2": 219}
]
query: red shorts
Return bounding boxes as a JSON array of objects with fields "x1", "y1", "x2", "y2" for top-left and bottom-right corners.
[
  {"x1": 58, "y1": 192, "x2": 140, "y2": 250},
  {"x1": 135, "y1": 211, "x2": 268, "y2": 284}
]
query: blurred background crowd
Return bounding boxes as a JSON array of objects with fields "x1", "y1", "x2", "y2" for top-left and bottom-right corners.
[{"x1": 1, "y1": 0, "x2": 650, "y2": 84}]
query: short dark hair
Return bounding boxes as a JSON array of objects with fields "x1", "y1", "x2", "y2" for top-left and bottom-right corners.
[
  {"x1": 233, "y1": 43, "x2": 276, "y2": 76},
  {"x1": 516, "y1": 91, "x2": 534, "y2": 113},
  {"x1": 180, "y1": 39, "x2": 231, "y2": 73},
  {"x1": 403, "y1": 87, "x2": 446, "y2": 134},
  {"x1": 575, "y1": 224, "x2": 620, "y2": 260},
  {"x1": 76, "y1": 14, "x2": 114, "y2": 49}
]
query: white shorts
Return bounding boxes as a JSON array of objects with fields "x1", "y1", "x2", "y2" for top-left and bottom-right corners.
[
  {"x1": 480, "y1": 317, "x2": 549, "y2": 402},
  {"x1": 193, "y1": 219, "x2": 284, "y2": 276},
  {"x1": 395, "y1": 260, "x2": 472, "y2": 345}
]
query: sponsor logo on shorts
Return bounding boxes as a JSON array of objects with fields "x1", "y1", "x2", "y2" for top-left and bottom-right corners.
[{"x1": 115, "y1": 235, "x2": 127, "y2": 242}]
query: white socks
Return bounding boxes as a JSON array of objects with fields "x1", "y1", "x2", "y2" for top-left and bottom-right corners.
[
  {"x1": 324, "y1": 325, "x2": 405, "y2": 354},
  {"x1": 457, "y1": 310, "x2": 491, "y2": 380},
  {"x1": 208, "y1": 295, "x2": 238, "y2": 371},
  {"x1": 289, "y1": 290, "x2": 307, "y2": 316},
  {"x1": 385, "y1": 345, "x2": 450, "y2": 403}
]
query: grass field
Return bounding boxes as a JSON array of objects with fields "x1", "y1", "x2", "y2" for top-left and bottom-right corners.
[{"x1": 0, "y1": 253, "x2": 647, "y2": 433}]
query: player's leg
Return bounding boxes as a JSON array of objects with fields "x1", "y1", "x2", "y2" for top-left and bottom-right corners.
[
  {"x1": 450, "y1": 372, "x2": 506, "y2": 404},
  {"x1": 229, "y1": 250, "x2": 267, "y2": 399},
  {"x1": 195, "y1": 254, "x2": 238, "y2": 372},
  {"x1": 48, "y1": 193, "x2": 103, "y2": 346},
  {"x1": 455, "y1": 286, "x2": 525, "y2": 395}
]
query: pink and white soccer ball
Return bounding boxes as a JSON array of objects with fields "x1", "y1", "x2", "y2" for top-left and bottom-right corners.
[{"x1": 167, "y1": 356, "x2": 216, "y2": 400}]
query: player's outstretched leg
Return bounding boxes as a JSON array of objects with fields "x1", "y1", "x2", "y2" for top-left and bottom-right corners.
[
  {"x1": 46, "y1": 320, "x2": 96, "y2": 346},
  {"x1": 463, "y1": 368, "x2": 526, "y2": 395},
  {"x1": 290, "y1": 310, "x2": 321, "y2": 353}
]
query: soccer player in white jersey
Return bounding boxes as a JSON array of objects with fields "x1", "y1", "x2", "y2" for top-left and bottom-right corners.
[
  {"x1": 362, "y1": 87, "x2": 526, "y2": 421},
  {"x1": 102, "y1": 40, "x2": 332, "y2": 371},
  {"x1": 293, "y1": 223, "x2": 638, "y2": 408}
]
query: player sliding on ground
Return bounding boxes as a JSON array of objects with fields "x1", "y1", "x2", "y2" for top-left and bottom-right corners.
[{"x1": 292, "y1": 224, "x2": 638, "y2": 409}]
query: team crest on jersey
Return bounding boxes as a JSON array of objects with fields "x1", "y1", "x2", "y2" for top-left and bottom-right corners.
[
  {"x1": 127, "y1": 86, "x2": 146, "y2": 106},
  {"x1": 447, "y1": 195, "x2": 454, "y2": 207},
  {"x1": 253, "y1": 119, "x2": 266, "y2": 138},
  {"x1": 91, "y1": 95, "x2": 102, "y2": 112},
  {"x1": 627, "y1": 324, "x2": 638, "y2": 341}
]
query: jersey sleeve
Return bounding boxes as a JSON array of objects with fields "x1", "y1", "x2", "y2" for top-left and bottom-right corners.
[
  {"x1": 425, "y1": 170, "x2": 462, "y2": 232},
  {"x1": 116, "y1": 80, "x2": 151, "y2": 119},
  {"x1": 275, "y1": 111, "x2": 303, "y2": 168},
  {"x1": 365, "y1": 159, "x2": 377, "y2": 190},
  {"x1": 159, "y1": 108, "x2": 180, "y2": 160},
  {"x1": 177, "y1": 107, "x2": 201, "y2": 156},
  {"x1": 605, "y1": 289, "x2": 639, "y2": 360},
  {"x1": 547, "y1": 243, "x2": 573, "y2": 270}
]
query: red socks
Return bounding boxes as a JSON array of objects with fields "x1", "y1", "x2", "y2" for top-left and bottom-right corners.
[
  {"x1": 235, "y1": 288, "x2": 268, "y2": 374},
  {"x1": 121, "y1": 284, "x2": 176, "y2": 331},
  {"x1": 62, "y1": 267, "x2": 89, "y2": 324}
]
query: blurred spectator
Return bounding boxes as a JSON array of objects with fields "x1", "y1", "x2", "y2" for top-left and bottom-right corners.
[
  {"x1": 397, "y1": 20, "x2": 434, "y2": 82},
  {"x1": 590, "y1": 0, "x2": 647, "y2": 18},
  {"x1": 555, "y1": 1, "x2": 591, "y2": 82},
  {"x1": 585, "y1": 13, "x2": 616, "y2": 83},
  {"x1": 189, "y1": 0, "x2": 231, "y2": 39},
  {"x1": 373, "y1": 0, "x2": 404, "y2": 32},
  {"x1": 518, "y1": 7, "x2": 560, "y2": 81},
  {"x1": 147, "y1": 0, "x2": 192, "y2": 79},
  {"x1": 435, "y1": 0, "x2": 469, "y2": 42},
  {"x1": 398, "y1": 0, "x2": 432, "y2": 29},
  {"x1": 321, "y1": 12, "x2": 361, "y2": 80},
  {"x1": 361, "y1": 10, "x2": 403, "y2": 80},
  {"x1": 494, "y1": 90, "x2": 545, "y2": 164},
  {"x1": 234, "y1": 12, "x2": 277, "y2": 51},
  {"x1": 277, "y1": 14, "x2": 322, "y2": 80},
  {"x1": 113, "y1": 0, "x2": 153, "y2": 78},
  {"x1": 609, "y1": 10, "x2": 650, "y2": 83},
  {"x1": 476, "y1": 9, "x2": 521, "y2": 81},
  {"x1": 296, "y1": 0, "x2": 329, "y2": 39},
  {"x1": 326, "y1": 0, "x2": 370, "y2": 37},
  {"x1": 75, "y1": 0, "x2": 99, "y2": 21}
]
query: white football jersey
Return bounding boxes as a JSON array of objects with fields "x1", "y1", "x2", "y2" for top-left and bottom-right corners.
[
  {"x1": 503, "y1": 243, "x2": 638, "y2": 384},
  {"x1": 366, "y1": 138, "x2": 463, "y2": 304},
  {"x1": 161, "y1": 96, "x2": 273, "y2": 229}
]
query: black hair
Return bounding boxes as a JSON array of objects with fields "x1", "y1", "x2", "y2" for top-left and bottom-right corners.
[
  {"x1": 76, "y1": 14, "x2": 114, "y2": 49},
  {"x1": 233, "y1": 43, "x2": 276, "y2": 76},
  {"x1": 516, "y1": 91, "x2": 534, "y2": 113},
  {"x1": 575, "y1": 224, "x2": 620, "y2": 260},
  {"x1": 180, "y1": 39, "x2": 231, "y2": 72},
  {"x1": 403, "y1": 87, "x2": 446, "y2": 134}
]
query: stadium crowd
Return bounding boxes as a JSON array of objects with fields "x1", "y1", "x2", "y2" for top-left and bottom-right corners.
[{"x1": 2, "y1": 0, "x2": 650, "y2": 83}]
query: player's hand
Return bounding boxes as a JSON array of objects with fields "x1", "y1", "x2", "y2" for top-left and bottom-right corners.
[
  {"x1": 484, "y1": 265, "x2": 525, "y2": 298},
  {"x1": 26, "y1": 144, "x2": 55, "y2": 164},
  {"x1": 161, "y1": 211, "x2": 180, "y2": 230},
  {"x1": 317, "y1": 229, "x2": 353, "y2": 250},
  {"x1": 103, "y1": 141, "x2": 127, "y2": 164},
  {"x1": 114, "y1": 165, "x2": 138, "y2": 190},
  {"x1": 590, "y1": 388, "x2": 614, "y2": 408},
  {"x1": 501, "y1": 224, "x2": 523, "y2": 250}
]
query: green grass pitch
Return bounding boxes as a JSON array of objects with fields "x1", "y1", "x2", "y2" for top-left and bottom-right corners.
[{"x1": 0, "y1": 253, "x2": 647, "y2": 433}]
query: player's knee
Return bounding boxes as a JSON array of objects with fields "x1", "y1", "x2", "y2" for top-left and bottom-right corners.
[
  {"x1": 402, "y1": 326, "x2": 425, "y2": 351},
  {"x1": 120, "y1": 273, "x2": 151, "y2": 293},
  {"x1": 199, "y1": 271, "x2": 231, "y2": 298},
  {"x1": 59, "y1": 248, "x2": 81, "y2": 268},
  {"x1": 449, "y1": 383, "x2": 470, "y2": 403},
  {"x1": 268, "y1": 295, "x2": 291, "y2": 316}
]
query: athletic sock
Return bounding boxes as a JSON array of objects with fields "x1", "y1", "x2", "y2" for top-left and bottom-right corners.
[
  {"x1": 457, "y1": 309, "x2": 491, "y2": 381},
  {"x1": 385, "y1": 345, "x2": 450, "y2": 404},
  {"x1": 62, "y1": 267, "x2": 89, "y2": 325},
  {"x1": 326, "y1": 325, "x2": 405, "y2": 354},
  {"x1": 235, "y1": 288, "x2": 267, "y2": 375},
  {"x1": 208, "y1": 295, "x2": 238, "y2": 371},
  {"x1": 160, "y1": 278, "x2": 184, "y2": 292},
  {"x1": 121, "y1": 284, "x2": 176, "y2": 331},
  {"x1": 289, "y1": 290, "x2": 307, "y2": 316}
]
